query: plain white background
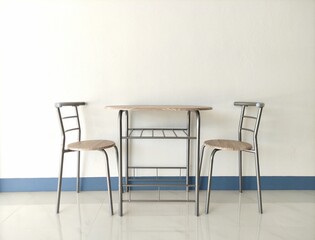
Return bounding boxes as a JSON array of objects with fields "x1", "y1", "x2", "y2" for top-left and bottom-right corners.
[{"x1": 0, "y1": 0, "x2": 314, "y2": 179}]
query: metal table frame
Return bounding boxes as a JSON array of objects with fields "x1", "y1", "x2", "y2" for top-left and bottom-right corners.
[{"x1": 107, "y1": 105, "x2": 212, "y2": 216}]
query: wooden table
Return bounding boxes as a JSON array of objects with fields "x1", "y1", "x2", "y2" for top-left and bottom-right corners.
[{"x1": 106, "y1": 105, "x2": 212, "y2": 216}]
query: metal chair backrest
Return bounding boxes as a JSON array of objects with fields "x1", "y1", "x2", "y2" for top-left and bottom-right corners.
[
  {"x1": 55, "y1": 102, "x2": 86, "y2": 150},
  {"x1": 234, "y1": 102, "x2": 264, "y2": 151}
]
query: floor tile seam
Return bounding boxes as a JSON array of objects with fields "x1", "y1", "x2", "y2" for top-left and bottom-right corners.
[
  {"x1": 0, "y1": 204, "x2": 25, "y2": 225},
  {"x1": 85, "y1": 200, "x2": 108, "y2": 238},
  {"x1": 0, "y1": 193, "x2": 35, "y2": 225}
]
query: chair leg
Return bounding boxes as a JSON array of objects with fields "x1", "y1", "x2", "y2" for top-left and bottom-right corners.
[
  {"x1": 239, "y1": 150, "x2": 243, "y2": 193},
  {"x1": 77, "y1": 151, "x2": 81, "y2": 193},
  {"x1": 56, "y1": 150, "x2": 65, "y2": 214},
  {"x1": 254, "y1": 150, "x2": 263, "y2": 214},
  {"x1": 205, "y1": 148, "x2": 219, "y2": 214},
  {"x1": 114, "y1": 146, "x2": 119, "y2": 172},
  {"x1": 199, "y1": 144, "x2": 206, "y2": 203},
  {"x1": 199, "y1": 145, "x2": 206, "y2": 174},
  {"x1": 102, "y1": 150, "x2": 114, "y2": 215}
]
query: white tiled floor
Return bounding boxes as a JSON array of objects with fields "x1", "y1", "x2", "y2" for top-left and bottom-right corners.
[{"x1": 0, "y1": 190, "x2": 314, "y2": 240}]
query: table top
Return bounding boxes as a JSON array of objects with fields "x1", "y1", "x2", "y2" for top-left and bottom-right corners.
[{"x1": 106, "y1": 105, "x2": 212, "y2": 111}]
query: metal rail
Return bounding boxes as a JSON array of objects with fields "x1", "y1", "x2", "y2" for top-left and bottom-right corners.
[{"x1": 124, "y1": 128, "x2": 196, "y2": 139}]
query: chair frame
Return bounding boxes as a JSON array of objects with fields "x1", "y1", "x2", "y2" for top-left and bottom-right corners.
[
  {"x1": 55, "y1": 102, "x2": 118, "y2": 215},
  {"x1": 200, "y1": 101, "x2": 264, "y2": 214}
]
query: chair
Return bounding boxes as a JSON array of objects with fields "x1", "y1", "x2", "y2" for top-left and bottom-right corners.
[
  {"x1": 55, "y1": 102, "x2": 118, "y2": 215},
  {"x1": 200, "y1": 101, "x2": 264, "y2": 214}
]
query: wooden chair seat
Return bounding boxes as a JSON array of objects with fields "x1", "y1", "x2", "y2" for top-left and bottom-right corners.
[
  {"x1": 204, "y1": 139, "x2": 252, "y2": 151},
  {"x1": 68, "y1": 140, "x2": 116, "y2": 151}
]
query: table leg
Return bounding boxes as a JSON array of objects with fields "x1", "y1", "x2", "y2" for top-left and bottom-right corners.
[
  {"x1": 125, "y1": 111, "x2": 129, "y2": 194},
  {"x1": 118, "y1": 110, "x2": 124, "y2": 216},
  {"x1": 195, "y1": 110, "x2": 201, "y2": 216},
  {"x1": 186, "y1": 111, "x2": 191, "y2": 198}
]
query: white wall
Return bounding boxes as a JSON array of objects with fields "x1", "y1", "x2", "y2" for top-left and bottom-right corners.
[{"x1": 0, "y1": 0, "x2": 314, "y2": 179}]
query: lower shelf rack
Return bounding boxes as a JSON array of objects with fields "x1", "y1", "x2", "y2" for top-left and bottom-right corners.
[
  {"x1": 122, "y1": 165, "x2": 195, "y2": 202},
  {"x1": 124, "y1": 128, "x2": 197, "y2": 139}
]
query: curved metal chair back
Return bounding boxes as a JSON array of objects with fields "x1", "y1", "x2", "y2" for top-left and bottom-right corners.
[
  {"x1": 56, "y1": 102, "x2": 85, "y2": 152},
  {"x1": 235, "y1": 101, "x2": 264, "y2": 152}
]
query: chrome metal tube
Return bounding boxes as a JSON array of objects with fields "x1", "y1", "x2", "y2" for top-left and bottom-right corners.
[
  {"x1": 195, "y1": 110, "x2": 201, "y2": 216},
  {"x1": 118, "y1": 110, "x2": 124, "y2": 216},
  {"x1": 205, "y1": 149, "x2": 219, "y2": 214},
  {"x1": 102, "y1": 150, "x2": 113, "y2": 215}
]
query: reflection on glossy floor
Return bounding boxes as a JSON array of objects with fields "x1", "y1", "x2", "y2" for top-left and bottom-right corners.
[{"x1": 0, "y1": 190, "x2": 314, "y2": 240}]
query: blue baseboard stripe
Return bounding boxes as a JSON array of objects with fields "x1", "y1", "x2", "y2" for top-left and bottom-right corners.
[
  {"x1": 199, "y1": 176, "x2": 315, "y2": 190},
  {"x1": 0, "y1": 176, "x2": 314, "y2": 192}
]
